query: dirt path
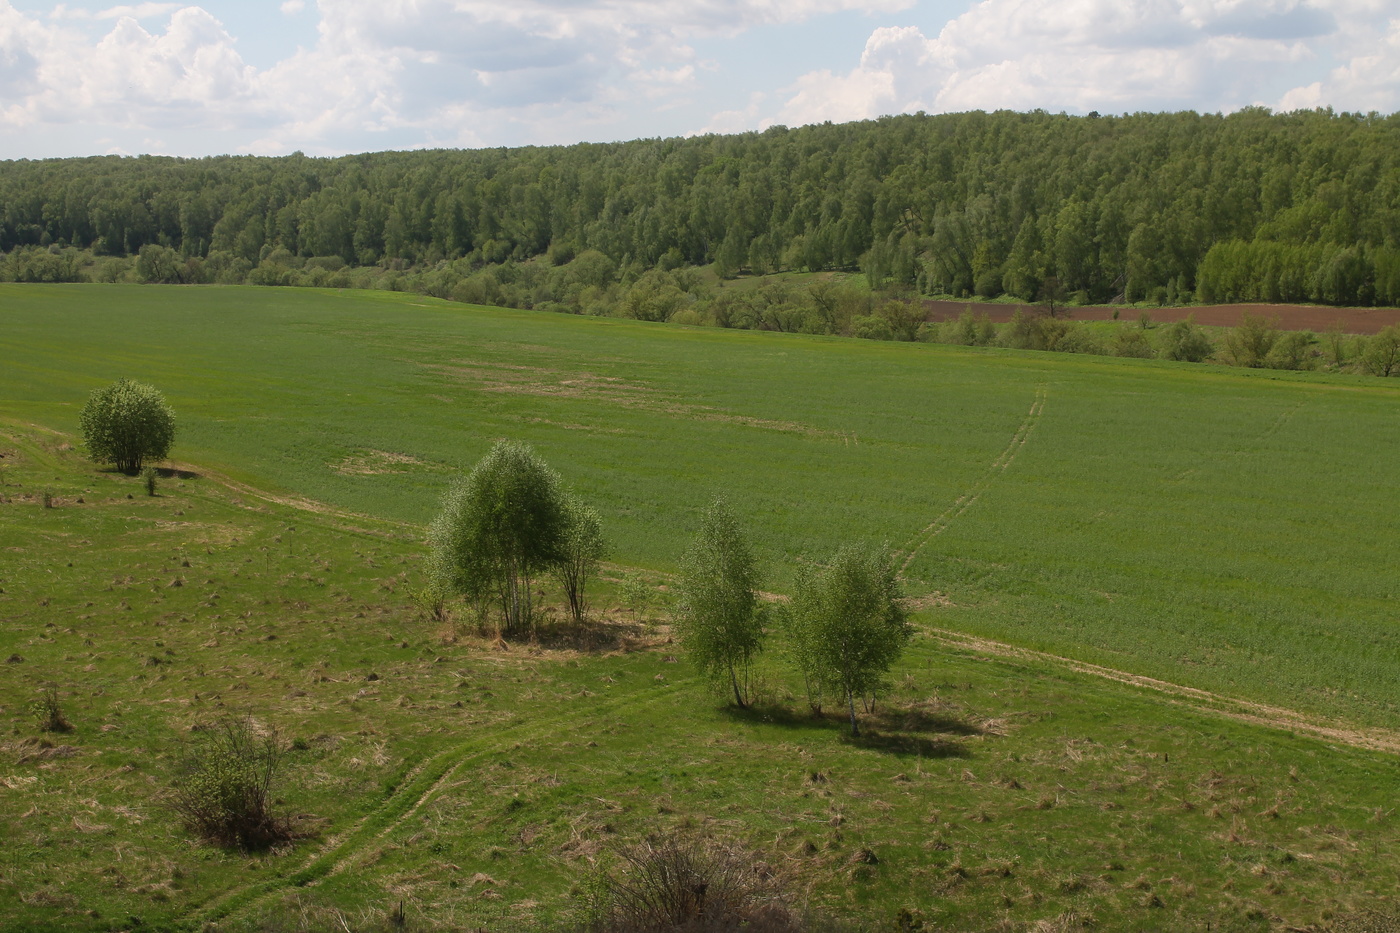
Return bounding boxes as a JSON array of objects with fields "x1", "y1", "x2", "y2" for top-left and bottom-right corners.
[
  {"x1": 923, "y1": 300, "x2": 1400, "y2": 334},
  {"x1": 898, "y1": 383, "x2": 1046, "y2": 573},
  {"x1": 927, "y1": 627, "x2": 1400, "y2": 755}
]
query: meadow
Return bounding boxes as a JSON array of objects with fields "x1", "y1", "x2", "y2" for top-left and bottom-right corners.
[{"x1": 2, "y1": 283, "x2": 1400, "y2": 931}]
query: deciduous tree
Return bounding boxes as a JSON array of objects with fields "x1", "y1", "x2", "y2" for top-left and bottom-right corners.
[
  {"x1": 673, "y1": 498, "x2": 764, "y2": 708},
  {"x1": 79, "y1": 378, "x2": 176, "y2": 474},
  {"x1": 788, "y1": 545, "x2": 909, "y2": 736},
  {"x1": 428, "y1": 440, "x2": 569, "y2": 637}
]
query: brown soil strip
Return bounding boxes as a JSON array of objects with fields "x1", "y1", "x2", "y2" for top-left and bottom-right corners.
[
  {"x1": 925, "y1": 627, "x2": 1400, "y2": 755},
  {"x1": 923, "y1": 300, "x2": 1400, "y2": 334}
]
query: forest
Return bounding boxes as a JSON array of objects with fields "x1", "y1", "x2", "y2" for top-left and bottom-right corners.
[{"x1": 2, "y1": 107, "x2": 1399, "y2": 307}]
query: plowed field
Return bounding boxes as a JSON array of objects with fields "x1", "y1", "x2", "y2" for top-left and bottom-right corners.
[{"x1": 924, "y1": 299, "x2": 1400, "y2": 333}]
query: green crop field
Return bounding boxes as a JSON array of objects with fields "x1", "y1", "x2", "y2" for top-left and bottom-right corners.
[{"x1": 2, "y1": 283, "x2": 1400, "y2": 932}]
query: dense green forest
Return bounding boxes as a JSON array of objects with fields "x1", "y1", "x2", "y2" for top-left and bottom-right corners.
[{"x1": 3, "y1": 108, "x2": 1399, "y2": 306}]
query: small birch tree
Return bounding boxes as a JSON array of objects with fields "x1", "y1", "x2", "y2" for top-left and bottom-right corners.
[
  {"x1": 428, "y1": 440, "x2": 569, "y2": 638},
  {"x1": 554, "y1": 494, "x2": 607, "y2": 625},
  {"x1": 673, "y1": 498, "x2": 764, "y2": 708},
  {"x1": 789, "y1": 545, "x2": 910, "y2": 736}
]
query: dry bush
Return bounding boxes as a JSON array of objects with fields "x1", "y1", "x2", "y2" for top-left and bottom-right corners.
[
  {"x1": 582, "y1": 834, "x2": 812, "y2": 933},
  {"x1": 168, "y1": 715, "x2": 295, "y2": 850}
]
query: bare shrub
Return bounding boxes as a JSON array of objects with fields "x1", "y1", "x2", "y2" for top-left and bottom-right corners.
[
  {"x1": 583, "y1": 835, "x2": 803, "y2": 933},
  {"x1": 168, "y1": 715, "x2": 295, "y2": 850}
]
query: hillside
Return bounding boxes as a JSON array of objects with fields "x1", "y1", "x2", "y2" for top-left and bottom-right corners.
[{"x1": 3, "y1": 109, "x2": 1399, "y2": 308}]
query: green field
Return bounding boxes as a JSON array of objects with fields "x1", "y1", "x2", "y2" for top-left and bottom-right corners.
[
  {"x1": 4, "y1": 284, "x2": 1399, "y2": 726},
  {"x1": 3, "y1": 283, "x2": 1400, "y2": 932}
]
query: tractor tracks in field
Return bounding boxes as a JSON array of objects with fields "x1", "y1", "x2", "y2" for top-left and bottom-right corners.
[
  {"x1": 899, "y1": 384, "x2": 1048, "y2": 574},
  {"x1": 191, "y1": 686, "x2": 678, "y2": 928},
  {"x1": 926, "y1": 627, "x2": 1400, "y2": 755}
]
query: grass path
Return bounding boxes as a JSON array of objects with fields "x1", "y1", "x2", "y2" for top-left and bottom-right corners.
[
  {"x1": 929, "y1": 628, "x2": 1400, "y2": 755},
  {"x1": 190, "y1": 683, "x2": 684, "y2": 928}
]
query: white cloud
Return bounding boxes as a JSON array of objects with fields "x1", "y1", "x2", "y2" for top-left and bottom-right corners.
[
  {"x1": 1280, "y1": 13, "x2": 1400, "y2": 112},
  {"x1": 96, "y1": 3, "x2": 183, "y2": 20},
  {"x1": 770, "y1": 0, "x2": 1397, "y2": 128},
  {"x1": 2, "y1": 0, "x2": 1395, "y2": 157}
]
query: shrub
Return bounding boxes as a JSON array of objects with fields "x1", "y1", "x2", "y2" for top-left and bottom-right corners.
[
  {"x1": 1109, "y1": 327, "x2": 1154, "y2": 359},
  {"x1": 79, "y1": 378, "x2": 176, "y2": 474},
  {"x1": 31, "y1": 686, "x2": 72, "y2": 733},
  {"x1": 1160, "y1": 316, "x2": 1214, "y2": 362},
  {"x1": 619, "y1": 573, "x2": 663, "y2": 628},
  {"x1": 142, "y1": 466, "x2": 158, "y2": 496},
  {"x1": 168, "y1": 715, "x2": 294, "y2": 850},
  {"x1": 1362, "y1": 325, "x2": 1400, "y2": 377},
  {"x1": 1225, "y1": 312, "x2": 1279, "y2": 367},
  {"x1": 583, "y1": 835, "x2": 801, "y2": 933},
  {"x1": 1269, "y1": 330, "x2": 1317, "y2": 370}
]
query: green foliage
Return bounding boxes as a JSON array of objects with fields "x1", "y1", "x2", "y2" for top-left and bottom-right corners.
[
  {"x1": 1225, "y1": 312, "x2": 1280, "y2": 368},
  {"x1": 78, "y1": 378, "x2": 176, "y2": 474},
  {"x1": 142, "y1": 465, "x2": 157, "y2": 496},
  {"x1": 4, "y1": 109, "x2": 1400, "y2": 308},
  {"x1": 788, "y1": 546, "x2": 909, "y2": 736},
  {"x1": 1362, "y1": 325, "x2": 1400, "y2": 377},
  {"x1": 0, "y1": 245, "x2": 86, "y2": 283},
  {"x1": 168, "y1": 715, "x2": 293, "y2": 851},
  {"x1": 618, "y1": 573, "x2": 663, "y2": 626},
  {"x1": 1270, "y1": 330, "x2": 1318, "y2": 371},
  {"x1": 554, "y1": 495, "x2": 608, "y2": 625},
  {"x1": 1159, "y1": 316, "x2": 1214, "y2": 362},
  {"x1": 674, "y1": 499, "x2": 765, "y2": 708},
  {"x1": 30, "y1": 685, "x2": 72, "y2": 733},
  {"x1": 428, "y1": 440, "x2": 570, "y2": 637},
  {"x1": 1109, "y1": 327, "x2": 1155, "y2": 359}
]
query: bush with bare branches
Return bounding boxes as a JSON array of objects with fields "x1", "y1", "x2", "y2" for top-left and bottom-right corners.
[
  {"x1": 582, "y1": 835, "x2": 804, "y2": 933},
  {"x1": 168, "y1": 715, "x2": 294, "y2": 850}
]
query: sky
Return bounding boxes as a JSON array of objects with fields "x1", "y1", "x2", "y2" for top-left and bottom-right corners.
[{"x1": 0, "y1": 0, "x2": 1397, "y2": 159}]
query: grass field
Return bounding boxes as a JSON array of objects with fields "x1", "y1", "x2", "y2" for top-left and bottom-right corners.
[
  {"x1": 3, "y1": 283, "x2": 1400, "y2": 931},
  {"x1": 3, "y1": 284, "x2": 1400, "y2": 728}
]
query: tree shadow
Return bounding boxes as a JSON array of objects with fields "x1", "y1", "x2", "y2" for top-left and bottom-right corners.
[
  {"x1": 872, "y1": 706, "x2": 985, "y2": 738},
  {"x1": 720, "y1": 702, "x2": 977, "y2": 759},
  {"x1": 529, "y1": 613, "x2": 655, "y2": 654},
  {"x1": 721, "y1": 702, "x2": 835, "y2": 732},
  {"x1": 843, "y1": 730, "x2": 971, "y2": 759}
]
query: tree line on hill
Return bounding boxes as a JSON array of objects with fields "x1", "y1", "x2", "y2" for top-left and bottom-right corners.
[{"x1": 2, "y1": 107, "x2": 1399, "y2": 306}]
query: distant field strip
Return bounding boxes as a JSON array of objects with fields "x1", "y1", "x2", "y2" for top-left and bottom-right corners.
[{"x1": 899, "y1": 384, "x2": 1048, "y2": 573}]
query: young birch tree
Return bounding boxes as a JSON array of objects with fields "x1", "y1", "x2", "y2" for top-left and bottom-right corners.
[
  {"x1": 428, "y1": 440, "x2": 569, "y2": 638},
  {"x1": 674, "y1": 498, "x2": 764, "y2": 708},
  {"x1": 553, "y1": 494, "x2": 608, "y2": 625},
  {"x1": 789, "y1": 545, "x2": 910, "y2": 736}
]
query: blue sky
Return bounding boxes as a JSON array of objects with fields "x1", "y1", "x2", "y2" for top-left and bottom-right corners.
[{"x1": 1, "y1": 0, "x2": 1396, "y2": 158}]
